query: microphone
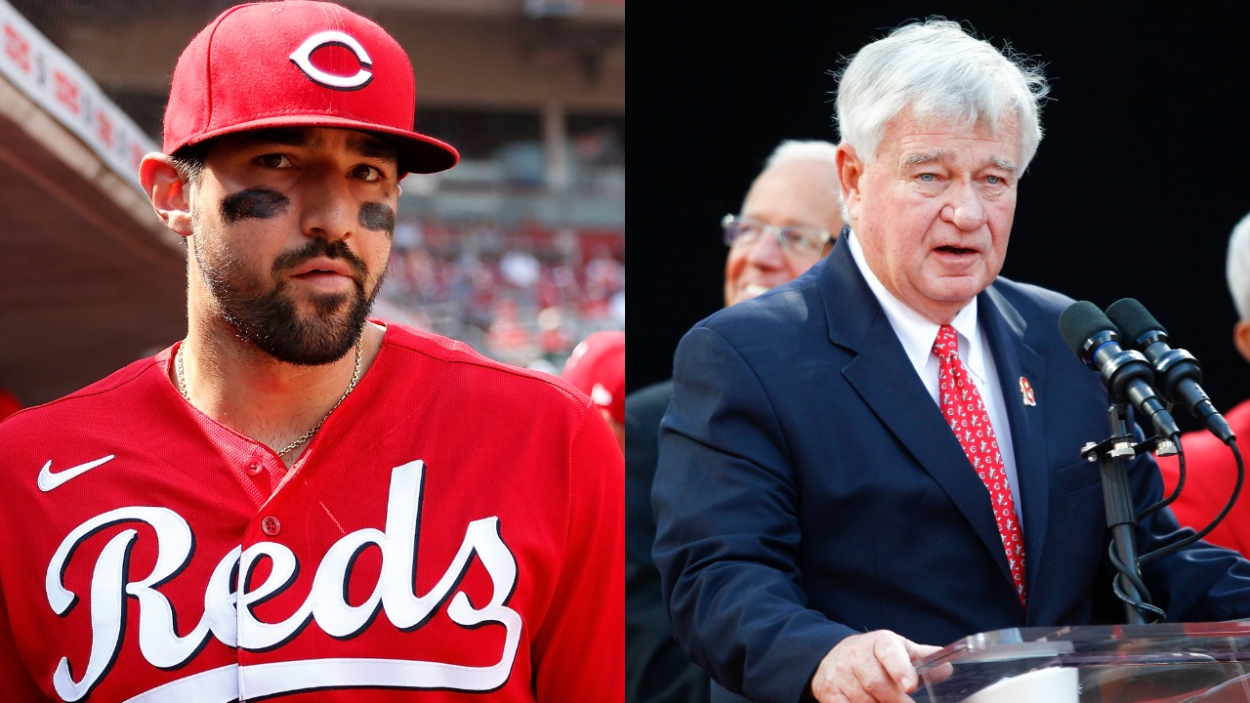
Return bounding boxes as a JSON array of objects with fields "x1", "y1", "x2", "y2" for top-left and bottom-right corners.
[
  {"x1": 1105, "y1": 298, "x2": 1235, "y2": 443},
  {"x1": 1058, "y1": 301, "x2": 1181, "y2": 438}
]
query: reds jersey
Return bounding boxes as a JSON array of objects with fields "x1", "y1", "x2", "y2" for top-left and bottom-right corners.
[{"x1": 0, "y1": 321, "x2": 624, "y2": 702}]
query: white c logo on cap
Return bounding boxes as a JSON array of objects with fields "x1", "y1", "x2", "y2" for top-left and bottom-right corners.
[{"x1": 289, "y1": 30, "x2": 373, "y2": 91}]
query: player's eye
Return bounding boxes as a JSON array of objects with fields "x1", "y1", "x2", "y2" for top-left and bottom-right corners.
[
  {"x1": 351, "y1": 164, "x2": 382, "y2": 182},
  {"x1": 257, "y1": 153, "x2": 292, "y2": 169}
]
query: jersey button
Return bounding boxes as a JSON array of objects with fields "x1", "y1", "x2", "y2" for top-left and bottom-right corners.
[
  {"x1": 246, "y1": 463, "x2": 263, "y2": 476},
  {"x1": 261, "y1": 516, "x2": 281, "y2": 536}
]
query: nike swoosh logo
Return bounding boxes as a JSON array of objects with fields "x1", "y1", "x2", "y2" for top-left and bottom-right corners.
[{"x1": 37, "y1": 455, "x2": 115, "y2": 492}]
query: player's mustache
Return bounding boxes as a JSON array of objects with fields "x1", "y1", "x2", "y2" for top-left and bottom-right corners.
[{"x1": 271, "y1": 237, "x2": 367, "y2": 279}]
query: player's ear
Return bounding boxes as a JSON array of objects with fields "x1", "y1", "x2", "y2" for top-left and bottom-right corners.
[{"x1": 139, "y1": 153, "x2": 194, "y2": 238}]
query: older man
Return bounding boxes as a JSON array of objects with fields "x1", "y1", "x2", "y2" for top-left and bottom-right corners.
[
  {"x1": 627, "y1": 139, "x2": 842, "y2": 703},
  {"x1": 721, "y1": 140, "x2": 843, "y2": 307},
  {"x1": 653, "y1": 19, "x2": 1250, "y2": 703}
]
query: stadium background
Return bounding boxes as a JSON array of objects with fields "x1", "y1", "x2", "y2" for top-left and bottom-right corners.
[
  {"x1": 633, "y1": 4, "x2": 1250, "y2": 437},
  {"x1": 0, "y1": 0, "x2": 623, "y2": 407}
]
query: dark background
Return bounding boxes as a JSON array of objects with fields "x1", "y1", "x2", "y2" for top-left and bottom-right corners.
[{"x1": 631, "y1": 4, "x2": 1250, "y2": 431}]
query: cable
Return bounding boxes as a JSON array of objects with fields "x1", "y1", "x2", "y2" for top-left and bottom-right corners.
[
  {"x1": 1140, "y1": 438, "x2": 1244, "y2": 565},
  {"x1": 1107, "y1": 541, "x2": 1166, "y2": 623},
  {"x1": 1138, "y1": 432, "x2": 1185, "y2": 520}
]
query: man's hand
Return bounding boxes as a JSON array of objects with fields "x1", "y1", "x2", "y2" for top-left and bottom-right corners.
[{"x1": 809, "y1": 630, "x2": 942, "y2": 703}]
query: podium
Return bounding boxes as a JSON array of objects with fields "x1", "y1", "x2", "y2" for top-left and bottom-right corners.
[{"x1": 914, "y1": 622, "x2": 1250, "y2": 702}]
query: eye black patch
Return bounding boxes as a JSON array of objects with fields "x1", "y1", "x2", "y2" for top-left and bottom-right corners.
[
  {"x1": 358, "y1": 202, "x2": 395, "y2": 236},
  {"x1": 220, "y1": 188, "x2": 291, "y2": 223}
]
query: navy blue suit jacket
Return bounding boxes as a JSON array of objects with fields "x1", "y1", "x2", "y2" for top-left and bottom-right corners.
[{"x1": 653, "y1": 237, "x2": 1250, "y2": 703}]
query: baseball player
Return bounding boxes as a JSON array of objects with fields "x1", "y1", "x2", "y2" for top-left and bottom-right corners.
[{"x1": 0, "y1": 2, "x2": 623, "y2": 701}]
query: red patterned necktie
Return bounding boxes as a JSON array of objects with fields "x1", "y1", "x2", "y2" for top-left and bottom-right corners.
[{"x1": 932, "y1": 324, "x2": 1027, "y2": 606}]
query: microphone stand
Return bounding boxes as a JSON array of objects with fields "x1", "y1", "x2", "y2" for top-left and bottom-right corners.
[{"x1": 1080, "y1": 403, "x2": 1174, "y2": 625}]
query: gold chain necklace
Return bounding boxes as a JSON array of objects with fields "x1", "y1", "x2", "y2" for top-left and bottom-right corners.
[{"x1": 175, "y1": 336, "x2": 364, "y2": 457}]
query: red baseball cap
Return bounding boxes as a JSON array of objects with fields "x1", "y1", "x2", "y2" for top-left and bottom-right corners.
[
  {"x1": 163, "y1": 0, "x2": 458, "y2": 174},
  {"x1": 561, "y1": 331, "x2": 625, "y2": 424}
]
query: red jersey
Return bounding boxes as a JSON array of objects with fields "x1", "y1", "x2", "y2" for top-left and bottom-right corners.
[{"x1": 0, "y1": 322, "x2": 624, "y2": 702}]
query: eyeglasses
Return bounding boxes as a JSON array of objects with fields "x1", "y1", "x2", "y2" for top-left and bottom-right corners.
[{"x1": 721, "y1": 214, "x2": 832, "y2": 259}]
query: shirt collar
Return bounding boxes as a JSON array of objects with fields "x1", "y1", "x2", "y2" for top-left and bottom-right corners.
[{"x1": 846, "y1": 229, "x2": 986, "y2": 378}]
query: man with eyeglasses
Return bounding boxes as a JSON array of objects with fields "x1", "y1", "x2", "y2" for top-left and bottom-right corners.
[
  {"x1": 625, "y1": 139, "x2": 842, "y2": 703},
  {"x1": 720, "y1": 141, "x2": 843, "y2": 307}
]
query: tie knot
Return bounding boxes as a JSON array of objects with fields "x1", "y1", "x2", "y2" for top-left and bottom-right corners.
[{"x1": 932, "y1": 324, "x2": 959, "y2": 359}]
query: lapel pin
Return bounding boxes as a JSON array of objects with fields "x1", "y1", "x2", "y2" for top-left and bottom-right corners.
[{"x1": 1019, "y1": 376, "x2": 1036, "y2": 406}]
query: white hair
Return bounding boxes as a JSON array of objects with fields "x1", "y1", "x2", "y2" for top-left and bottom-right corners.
[
  {"x1": 1227, "y1": 211, "x2": 1250, "y2": 320},
  {"x1": 764, "y1": 139, "x2": 841, "y2": 175},
  {"x1": 747, "y1": 139, "x2": 843, "y2": 225},
  {"x1": 835, "y1": 18, "x2": 1049, "y2": 171}
]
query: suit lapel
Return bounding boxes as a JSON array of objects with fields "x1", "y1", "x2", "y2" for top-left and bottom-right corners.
[
  {"x1": 823, "y1": 242, "x2": 1014, "y2": 586},
  {"x1": 980, "y1": 286, "x2": 1049, "y2": 612}
]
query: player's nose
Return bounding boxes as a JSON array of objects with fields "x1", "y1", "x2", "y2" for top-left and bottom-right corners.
[{"x1": 300, "y1": 173, "x2": 357, "y2": 242}]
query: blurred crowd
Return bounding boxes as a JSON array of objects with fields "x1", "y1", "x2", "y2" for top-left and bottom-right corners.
[{"x1": 378, "y1": 216, "x2": 625, "y2": 372}]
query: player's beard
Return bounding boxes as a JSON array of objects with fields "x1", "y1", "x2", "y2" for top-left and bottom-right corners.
[{"x1": 193, "y1": 233, "x2": 385, "y2": 366}]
